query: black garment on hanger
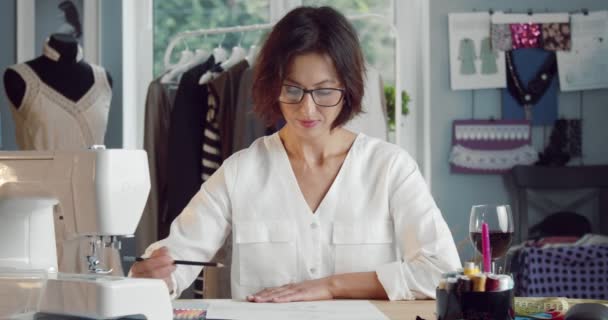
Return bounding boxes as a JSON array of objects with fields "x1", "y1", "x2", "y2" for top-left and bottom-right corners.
[
  {"x1": 163, "y1": 55, "x2": 215, "y2": 239},
  {"x1": 3, "y1": 34, "x2": 112, "y2": 108}
]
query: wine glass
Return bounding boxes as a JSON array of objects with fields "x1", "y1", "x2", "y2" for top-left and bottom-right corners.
[{"x1": 469, "y1": 204, "x2": 514, "y2": 273}]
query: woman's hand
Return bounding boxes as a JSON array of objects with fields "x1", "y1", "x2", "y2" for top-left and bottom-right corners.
[
  {"x1": 130, "y1": 246, "x2": 176, "y2": 291},
  {"x1": 247, "y1": 277, "x2": 335, "y2": 303}
]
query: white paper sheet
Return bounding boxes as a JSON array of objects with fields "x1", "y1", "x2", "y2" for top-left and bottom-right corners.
[
  {"x1": 205, "y1": 300, "x2": 390, "y2": 320},
  {"x1": 557, "y1": 11, "x2": 608, "y2": 91},
  {"x1": 449, "y1": 12, "x2": 507, "y2": 90}
]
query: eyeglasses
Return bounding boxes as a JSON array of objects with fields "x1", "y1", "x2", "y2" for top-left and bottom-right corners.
[{"x1": 279, "y1": 85, "x2": 345, "y2": 107}]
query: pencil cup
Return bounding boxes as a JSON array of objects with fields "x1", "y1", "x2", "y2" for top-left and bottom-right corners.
[{"x1": 436, "y1": 288, "x2": 514, "y2": 320}]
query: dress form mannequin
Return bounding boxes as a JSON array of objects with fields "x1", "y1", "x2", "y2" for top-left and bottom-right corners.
[
  {"x1": 2, "y1": 33, "x2": 113, "y2": 150},
  {"x1": 3, "y1": 33, "x2": 112, "y2": 108},
  {"x1": 1, "y1": 34, "x2": 119, "y2": 278}
]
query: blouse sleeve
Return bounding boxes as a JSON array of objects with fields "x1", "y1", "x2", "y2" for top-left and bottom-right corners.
[
  {"x1": 139, "y1": 156, "x2": 236, "y2": 297},
  {"x1": 375, "y1": 151, "x2": 461, "y2": 300}
]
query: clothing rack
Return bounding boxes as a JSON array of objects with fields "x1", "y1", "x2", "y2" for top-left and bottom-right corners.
[{"x1": 163, "y1": 13, "x2": 402, "y2": 145}]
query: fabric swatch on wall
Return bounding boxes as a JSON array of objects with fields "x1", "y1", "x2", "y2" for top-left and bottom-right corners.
[
  {"x1": 542, "y1": 22, "x2": 572, "y2": 51},
  {"x1": 449, "y1": 120, "x2": 538, "y2": 174},
  {"x1": 511, "y1": 23, "x2": 542, "y2": 49},
  {"x1": 491, "y1": 23, "x2": 513, "y2": 51}
]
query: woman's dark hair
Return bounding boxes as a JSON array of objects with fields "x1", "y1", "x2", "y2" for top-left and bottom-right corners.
[{"x1": 252, "y1": 6, "x2": 365, "y2": 129}]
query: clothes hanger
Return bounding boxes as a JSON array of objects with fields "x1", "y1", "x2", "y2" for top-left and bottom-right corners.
[
  {"x1": 220, "y1": 31, "x2": 247, "y2": 70},
  {"x1": 199, "y1": 35, "x2": 228, "y2": 84},
  {"x1": 161, "y1": 39, "x2": 195, "y2": 83},
  {"x1": 246, "y1": 44, "x2": 259, "y2": 65}
]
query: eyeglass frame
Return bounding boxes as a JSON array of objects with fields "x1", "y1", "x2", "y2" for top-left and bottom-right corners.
[{"x1": 278, "y1": 84, "x2": 346, "y2": 107}]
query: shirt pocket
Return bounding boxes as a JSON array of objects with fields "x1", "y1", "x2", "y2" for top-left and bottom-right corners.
[
  {"x1": 333, "y1": 220, "x2": 396, "y2": 274},
  {"x1": 235, "y1": 221, "x2": 297, "y2": 288}
]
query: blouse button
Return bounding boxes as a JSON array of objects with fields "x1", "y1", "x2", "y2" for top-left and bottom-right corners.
[{"x1": 310, "y1": 222, "x2": 318, "y2": 229}]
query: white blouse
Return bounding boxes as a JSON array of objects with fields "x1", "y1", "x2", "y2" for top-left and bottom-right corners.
[{"x1": 141, "y1": 132, "x2": 461, "y2": 300}]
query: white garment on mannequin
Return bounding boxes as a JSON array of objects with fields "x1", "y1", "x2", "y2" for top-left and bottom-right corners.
[{"x1": 6, "y1": 61, "x2": 111, "y2": 150}]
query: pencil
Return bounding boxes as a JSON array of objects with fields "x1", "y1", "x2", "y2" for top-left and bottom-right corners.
[{"x1": 126, "y1": 256, "x2": 224, "y2": 267}]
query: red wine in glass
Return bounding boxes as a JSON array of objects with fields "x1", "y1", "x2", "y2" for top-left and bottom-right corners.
[{"x1": 470, "y1": 231, "x2": 514, "y2": 259}]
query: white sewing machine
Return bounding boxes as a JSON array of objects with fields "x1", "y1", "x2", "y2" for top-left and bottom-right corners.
[{"x1": 0, "y1": 148, "x2": 172, "y2": 319}]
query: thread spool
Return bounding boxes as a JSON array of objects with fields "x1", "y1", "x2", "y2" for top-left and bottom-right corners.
[
  {"x1": 485, "y1": 274, "x2": 501, "y2": 292},
  {"x1": 471, "y1": 274, "x2": 487, "y2": 292}
]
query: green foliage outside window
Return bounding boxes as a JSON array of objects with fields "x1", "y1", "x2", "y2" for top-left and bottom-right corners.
[
  {"x1": 384, "y1": 86, "x2": 410, "y2": 131},
  {"x1": 153, "y1": 0, "x2": 270, "y2": 77}
]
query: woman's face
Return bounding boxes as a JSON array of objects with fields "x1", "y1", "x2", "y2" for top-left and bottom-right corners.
[{"x1": 279, "y1": 52, "x2": 344, "y2": 139}]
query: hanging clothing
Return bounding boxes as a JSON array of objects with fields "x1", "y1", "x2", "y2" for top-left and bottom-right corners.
[
  {"x1": 137, "y1": 75, "x2": 178, "y2": 255},
  {"x1": 201, "y1": 88, "x2": 222, "y2": 182},
  {"x1": 208, "y1": 60, "x2": 249, "y2": 162},
  {"x1": 345, "y1": 66, "x2": 388, "y2": 141},
  {"x1": 164, "y1": 56, "x2": 216, "y2": 240},
  {"x1": 479, "y1": 37, "x2": 498, "y2": 75},
  {"x1": 232, "y1": 67, "x2": 271, "y2": 153},
  {"x1": 197, "y1": 60, "x2": 249, "y2": 299},
  {"x1": 6, "y1": 63, "x2": 111, "y2": 150},
  {"x1": 458, "y1": 38, "x2": 477, "y2": 75},
  {"x1": 141, "y1": 132, "x2": 461, "y2": 301}
]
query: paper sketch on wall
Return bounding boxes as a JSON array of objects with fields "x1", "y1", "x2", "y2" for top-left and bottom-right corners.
[
  {"x1": 557, "y1": 11, "x2": 608, "y2": 91},
  {"x1": 449, "y1": 12, "x2": 506, "y2": 90},
  {"x1": 449, "y1": 120, "x2": 538, "y2": 174}
]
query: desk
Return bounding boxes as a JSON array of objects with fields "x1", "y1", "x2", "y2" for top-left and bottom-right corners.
[
  {"x1": 181, "y1": 299, "x2": 436, "y2": 320},
  {"x1": 372, "y1": 300, "x2": 435, "y2": 319}
]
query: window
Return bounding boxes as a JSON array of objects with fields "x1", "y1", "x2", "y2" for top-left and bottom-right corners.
[
  {"x1": 302, "y1": 0, "x2": 396, "y2": 84},
  {"x1": 153, "y1": 0, "x2": 270, "y2": 77}
]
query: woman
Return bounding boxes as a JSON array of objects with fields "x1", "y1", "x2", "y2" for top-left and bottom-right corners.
[{"x1": 131, "y1": 6, "x2": 460, "y2": 302}]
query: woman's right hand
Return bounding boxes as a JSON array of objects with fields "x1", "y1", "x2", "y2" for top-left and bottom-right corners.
[{"x1": 130, "y1": 246, "x2": 177, "y2": 292}]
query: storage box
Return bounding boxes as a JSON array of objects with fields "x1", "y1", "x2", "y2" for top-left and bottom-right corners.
[{"x1": 436, "y1": 288, "x2": 514, "y2": 320}]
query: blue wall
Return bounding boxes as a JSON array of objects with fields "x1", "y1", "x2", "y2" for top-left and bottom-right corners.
[
  {"x1": 429, "y1": 0, "x2": 608, "y2": 262},
  {"x1": 0, "y1": 0, "x2": 16, "y2": 149},
  {"x1": 0, "y1": 0, "x2": 122, "y2": 150}
]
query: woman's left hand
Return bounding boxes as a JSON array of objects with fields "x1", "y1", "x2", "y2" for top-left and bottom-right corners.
[{"x1": 247, "y1": 277, "x2": 335, "y2": 303}]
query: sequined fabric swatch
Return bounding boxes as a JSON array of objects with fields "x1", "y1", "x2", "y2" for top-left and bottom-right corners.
[{"x1": 510, "y1": 23, "x2": 542, "y2": 49}]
